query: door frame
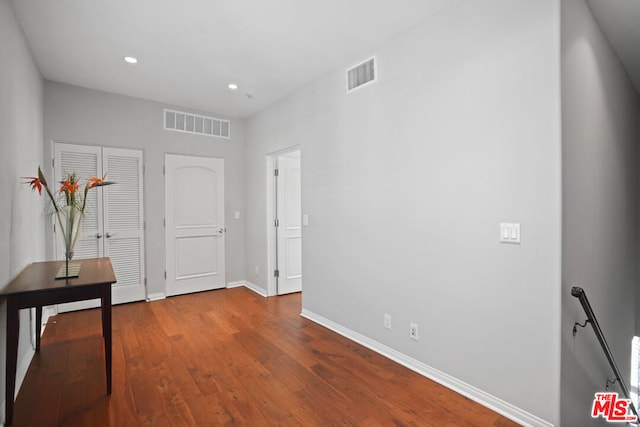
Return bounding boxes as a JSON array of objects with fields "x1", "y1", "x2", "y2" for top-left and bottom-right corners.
[{"x1": 266, "y1": 146, "x2": 301, "y2": 297}]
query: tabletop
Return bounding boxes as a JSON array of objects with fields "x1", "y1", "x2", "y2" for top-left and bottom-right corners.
[{"x1": 0, "y1": 258, "x2": 116, "y2": 295}]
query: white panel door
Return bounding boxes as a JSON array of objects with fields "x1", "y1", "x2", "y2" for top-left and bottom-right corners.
[
  {"x1": 276, "y1": 152, "x2": 302, "y2": 294},
  {"x1": 54, "y1": 143, "x2": 146, "y2": 312},
  {"x1": 165, "y1": 154, "x2": 225, "y2": 296}
]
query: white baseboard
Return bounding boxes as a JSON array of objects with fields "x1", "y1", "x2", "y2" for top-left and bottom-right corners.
[
  {"x1": 227, "y1": 280, "x2": 268, "y2": 297},
  {"x1": 226, "y1": 280, "x2": 245, "y2": 289},
  {"x1": 300, "y1": 309, "x2": 553, "y2": 427},
  {"x1": 146, "y1": 292, "x2": 166, "y2": 302}
]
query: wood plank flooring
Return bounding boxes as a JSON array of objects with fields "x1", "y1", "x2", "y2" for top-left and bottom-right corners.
[{"x1": 11, "y1": 287, "x2": 519, "y2": 426}]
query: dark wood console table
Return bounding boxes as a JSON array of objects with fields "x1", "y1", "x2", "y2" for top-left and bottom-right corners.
[{"x1": 0, "y1": 258, "x2": 116, "y2": 425}]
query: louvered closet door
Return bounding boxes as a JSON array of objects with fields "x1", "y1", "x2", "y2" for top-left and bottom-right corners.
[
  {"x1": 54, "y1": 144, "x2": 103, "y2": 261},
  {"x1": 54, "y1": 143, "x2": 145, "y2": 312},
  {"x1": 103, "y1": 147, "x2": 145, "y2": 304}
]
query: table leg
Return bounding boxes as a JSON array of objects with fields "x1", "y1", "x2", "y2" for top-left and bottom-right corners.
[
  {"x1": 35, "y1": 305, "x2": 42, "y2": 352},
  {"x1": 6, "y1": 297, "x2": 19, "y2": 425},
  {"x1": 100, "y1": 286, "x2": 112, "y2": 394}
]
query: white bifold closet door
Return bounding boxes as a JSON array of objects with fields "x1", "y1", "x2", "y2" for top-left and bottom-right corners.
[{"x1": 53, "y1": 143, "x2": 145, "y2": 311}]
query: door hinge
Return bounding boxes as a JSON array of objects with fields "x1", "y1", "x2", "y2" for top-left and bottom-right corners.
[
  {"x1": 52, "y1": 158, "x2": 55, "y2": 168},
  {"x1": 144, "y1": 278, "x2": 147, "y2": 285},
  {"x1": 142, "y1": 164, "x2": 145, "y2": 174},
  {"x1": 143, "y1": 221, "x2": 146, "y2": 230},
  {"x1": 164, "y1": 271, "x2": 167, "y2": 279},
  {"x1": 275, "y1": 219, "x2": 279, "y2": 227},
  {"x1": 163, "y1": 165, "x2": 165, "y2": 175},
  {"x1": 274, "y1": 269, "x2": 280, "y2": 278},
  {"x1": 274, "y1": 168, "x2": 279, "y2": 177}
]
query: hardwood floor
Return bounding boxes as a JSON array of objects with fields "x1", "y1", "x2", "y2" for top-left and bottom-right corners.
[{"x1": 11, "y1": 288, "x2": 518, "y2": 426}]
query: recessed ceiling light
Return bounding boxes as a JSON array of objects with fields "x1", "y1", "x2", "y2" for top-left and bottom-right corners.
[
  {"x1": 124, "y1": 56, "x2": 138, "y2": 64},
  {"x1": 228, "y1": 83, "x2": 238, "y2": 90}
]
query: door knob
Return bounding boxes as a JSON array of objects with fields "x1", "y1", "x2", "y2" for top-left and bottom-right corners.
[
  {"x1": 95, "y1": 233, "x2": 103, "y2": 239},
  {"x1": 105, "y1": 232, "x2": 113, "y2": 238}
]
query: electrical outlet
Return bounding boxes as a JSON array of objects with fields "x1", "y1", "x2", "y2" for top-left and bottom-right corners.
[
  {"x1": 384, "y1": 314, "x2": 392, "y2": 330},
  {"x1": 410, "y1": 323, "x2": 419, "y2": 340}
]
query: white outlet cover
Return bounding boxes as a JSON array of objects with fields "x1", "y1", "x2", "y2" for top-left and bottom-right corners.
[
  {"x1": 410, "y1": 323, "x2": 419, "y2": 340},
  {"x1": 384, "y1": 314, "x2": 392, "y2": 329}
]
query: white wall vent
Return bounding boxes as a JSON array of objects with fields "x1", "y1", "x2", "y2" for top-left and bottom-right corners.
[
  {"x1": 164, "y1": 109, "x2": 230, "y2": 139},
  {"x1": 347, "y1": 56, "x2": 377, "y2": 93}
]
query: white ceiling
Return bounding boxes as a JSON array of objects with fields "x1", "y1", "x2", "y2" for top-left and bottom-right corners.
[
  {"x1": 10, "y1": 0, "x2": 452, "y2": 118},
  {"x1": 588, "y1": 0, "x2": 640, "y2": 94}
]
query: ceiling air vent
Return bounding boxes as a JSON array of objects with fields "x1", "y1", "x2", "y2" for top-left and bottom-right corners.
[
  {"x1": 164, "y1": 109, "x2": 230, "y2": 139},
  {"x1": 347, "y1": 56, "x2": 377, "y2": 93}
]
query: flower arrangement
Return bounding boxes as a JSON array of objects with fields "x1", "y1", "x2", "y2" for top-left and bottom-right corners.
[{"x1": 24, "y1": 167, "x2": 114, "y2": 274}]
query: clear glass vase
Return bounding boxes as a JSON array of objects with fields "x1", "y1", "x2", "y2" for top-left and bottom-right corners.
[{"x1": 56, "y1": 205, "x2": 84, "y2": 278}]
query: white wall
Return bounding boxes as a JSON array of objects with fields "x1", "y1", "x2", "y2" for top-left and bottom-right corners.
[
  {"x1": 561, "y1": 0, "x2": 639, "y2": 425},
  {"x1": 44, "y1": 82, "x2": 246, "y2": 299},
  {"x1": 245, "y1": 0, "x2": 562, "y2": 424},
  {"x1": 0, "y1": 0, "x2": 45, "y2": 420}
]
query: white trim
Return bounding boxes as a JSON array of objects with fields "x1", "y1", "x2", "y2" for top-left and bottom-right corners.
[
  {"x1": 266, "y1": 146, "x2": 302, "y2": 297},
  {"x1": 227, "y1": 280, "x2": 268, "y2": 297},
  {"x1": 146, "y1": 292, "x2": 166, "y2": 302},
  {"x1": 226, "y1": 280, "x2": 245, "y2": 288},
  {"x1": 266, "y1": 154, "x2": 278, "y2": 297},
  {"x1": 301, "y1": 309, "x2": 554, "y2": 427}
]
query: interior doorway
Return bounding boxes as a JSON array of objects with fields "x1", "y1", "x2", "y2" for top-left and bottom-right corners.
[{"x1": 267, "y1": 148, "x2": 302, "y2": 296}]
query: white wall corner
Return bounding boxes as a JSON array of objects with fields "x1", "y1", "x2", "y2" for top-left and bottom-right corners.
[
  {"x1": 227, "y1": 280, "x2": 268, "y2": 298},
  {"x1": 300, "y1": 309, "x2": 554, "y2": 427}
]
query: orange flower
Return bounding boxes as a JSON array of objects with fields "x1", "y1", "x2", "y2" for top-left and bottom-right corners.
[
  {"x1": 89, "y1": 174, "x2": 106, "y2": 188},
  {"x1": 59, "y1": 176, "x2": 79, "y2": 195},
  {"x1": 23, "y1": 176, "x2": 42, "y2": 194}
]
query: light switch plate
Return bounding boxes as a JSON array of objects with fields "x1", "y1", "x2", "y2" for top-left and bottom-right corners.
[{"x1": 500, "y1": 223, "x2": 520, "y2": 244}]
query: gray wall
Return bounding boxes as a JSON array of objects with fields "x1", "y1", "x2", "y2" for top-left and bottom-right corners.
[
  {"x1": 44, "y1": 82, "x2": 246, "y2": 299},
  {"x1": 0, "y1": 0, "x2": 45, "y2": 418},
  {"x1": 561, "y1": 0, "x2": 639, "y2": 425},
  {"x1": 245, "y1": 0, "x2": 562, "y2": 424}
]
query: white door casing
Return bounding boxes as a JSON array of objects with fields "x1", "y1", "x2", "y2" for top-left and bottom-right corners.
[
  {"x1": 165, "y1": 154, "x2": 225, "y2": 296},
  {"x1": 276, "y1": 152, "x2": 302, "y2": 294},
  {"x1": 54, "y1": 143, "x2": 146, "y2": 311}
]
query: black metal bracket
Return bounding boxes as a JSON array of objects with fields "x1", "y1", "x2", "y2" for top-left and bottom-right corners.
[
  {"x1": 606, "y1": 378, "x2": 618, "y2": 390},
  {"x1": 572, "y1": 319, "x2": 591, "y2": 337}
]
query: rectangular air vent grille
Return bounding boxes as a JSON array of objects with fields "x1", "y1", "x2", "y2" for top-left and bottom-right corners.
[
  {"x1": 347, "y1": 56, "x2": 377, "y2": 93},
  {"x1": 164, "y1": 109, "x2": 230, "y2": 139}
]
